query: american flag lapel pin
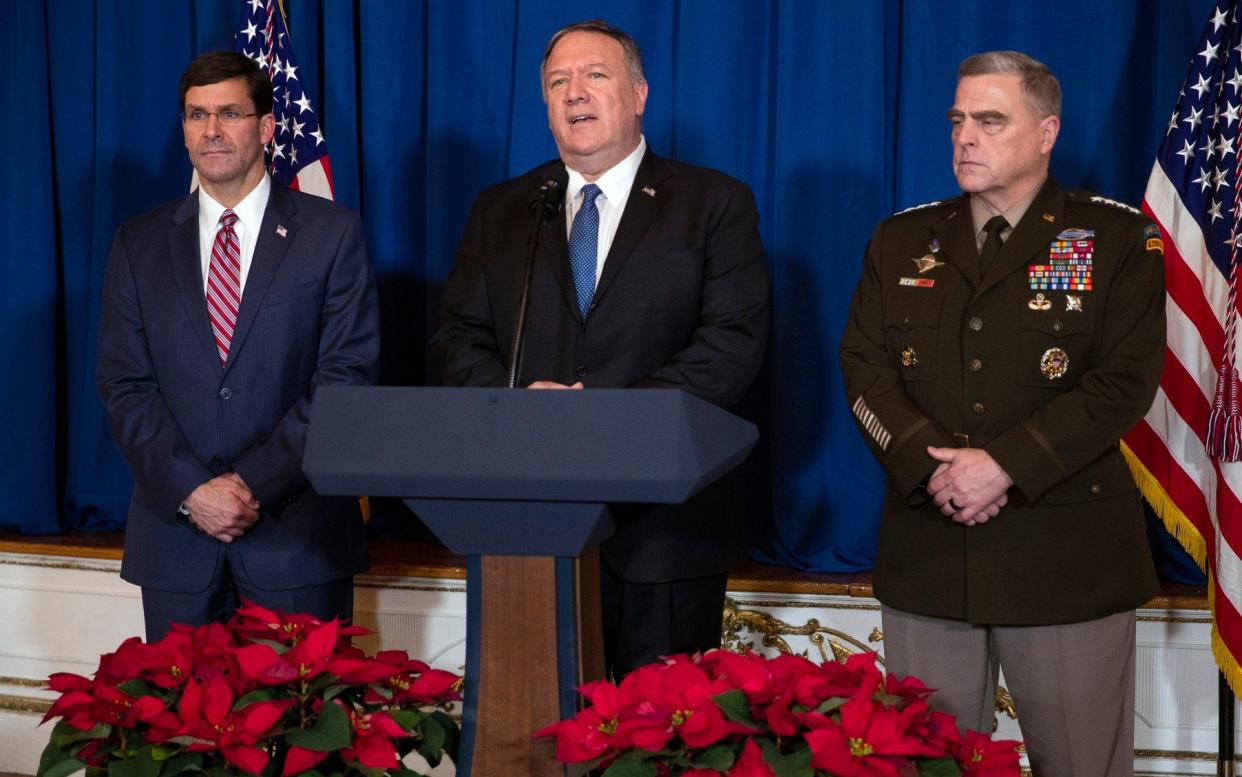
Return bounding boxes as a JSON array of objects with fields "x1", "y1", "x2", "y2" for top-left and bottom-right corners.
[
  {"x1": 642, "y1": 186, "x2": 656, "y2": 197},
  {"x1": 276, "y1": 225, "x2": 288, "y2": 238}
]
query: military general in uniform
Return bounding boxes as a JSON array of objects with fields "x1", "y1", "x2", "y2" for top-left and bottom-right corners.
[{"x1": 840, "y1": 51, "x2": 1165, "y2": 775}]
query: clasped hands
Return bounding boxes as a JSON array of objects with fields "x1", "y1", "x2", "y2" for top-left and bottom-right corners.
[
  {"x1": 183, "y1": 472, "x2": 259, "y2": 543},
  {"x1": 925, "y1": 446, "x2": 1013, "y2": 527}
]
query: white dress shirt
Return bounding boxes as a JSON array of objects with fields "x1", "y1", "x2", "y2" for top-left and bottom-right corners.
[
  {"x1": 564, "y1": 136, "x2": 647, "y2": 285},
  {"x1": 196, "y1": 175, "x2": 272, "y2": 295}
]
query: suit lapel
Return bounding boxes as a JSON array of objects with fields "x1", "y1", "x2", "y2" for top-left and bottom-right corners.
[
  {"x1": 976, "y1": 179, "x2": 1065, "y2": 297},
  {"x1": 168, "y1": 193, "x2": 221, "y2": 370},
  {"x1": 593, "y1": 150, "x2": 671, "y2": 309},
  {"x1": 224, "y1": 186, "x2": 297, "y2": 374},
  {"x1": 930, "y1": 197, "x2": 980, "y2": 290}
]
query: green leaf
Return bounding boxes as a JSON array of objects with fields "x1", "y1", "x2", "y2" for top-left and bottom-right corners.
[
  {"x1": 416, "y1": 714, "x2": 446, "y2": 757},
  {"x1": 38, "y1": 754, "x2": 85, "y2": 777},
  {"x1": 388, "y1": 708, "x2": 422, "y2": 733},
  {"x1": 429, "y1": 710, "x2": 459, "y2": 760},
  {"x1": 156, "y1": 751, "x2": 203, "y2": 777},
  {"x1": 758, "y1": 739, "x2": 813, "y2": 777},
  {"x1": 689, "y1": 743, "x2": 736, "y2": 771},
  {"x1": 600, "y1": 751, "x2": 658, "y2": 777},
  {"x1": 53, "y1": 722, "x2": 111, "y2": 748},
  {"x1": 284, "y1": 700, "x2": 351, "y2": 751},
  {"x1": 365, "y1": 684, "x2": 393, "y2": 701},
  {"x1": 249, "y1": 638, "x2": 290, "y2": 654},
  {"x1": 813, "y1": 696, "x2": 847, "y2": 715},
  {"x1": 116, "y1": 679, "x2": 154, "y2": 698},
  {"x1": 917, "y1": 757, "x2": 962, "y2": 777},
  {"x1": 712, "y1": 689, "x2": 758, "y2": 728},
  {"x1": 234, "y1": 688, "x2": 278, "y2": 708},
  {"x1": 107, "y1": 745, "x2": 160, "y2": 777},
  {"x1": 321, "y1": 683, "x2": 352, "y2": 702},
  {"x1": 305, "y1": 674, "x2": 336, "y2": 697}
]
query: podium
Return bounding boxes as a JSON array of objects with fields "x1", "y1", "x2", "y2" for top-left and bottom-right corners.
[{"x1": 303, "y1": 386, "x2": 758, "y2": 776}]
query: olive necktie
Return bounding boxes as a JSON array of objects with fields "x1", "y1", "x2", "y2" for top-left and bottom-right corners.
[{"x1": 979, "y1": 215, "x2": 1009, "y2": 267}]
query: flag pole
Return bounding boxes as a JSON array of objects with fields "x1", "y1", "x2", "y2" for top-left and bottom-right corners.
[{"x1": 1223, "y1": 673, "x2": 1236, "y2": 777}]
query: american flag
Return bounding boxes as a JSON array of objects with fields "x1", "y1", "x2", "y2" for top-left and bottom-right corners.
[
  {"x1": 1121, "y1": 1, "x2": 1242, "y2": 692},
  {"x1": 232, "y1": 0, "x2": 334, "y2": 199}
]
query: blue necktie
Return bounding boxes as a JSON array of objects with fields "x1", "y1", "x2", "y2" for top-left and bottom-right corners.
[{"x1": 569, "y1": 184, "x2": 603, "y2": 318}]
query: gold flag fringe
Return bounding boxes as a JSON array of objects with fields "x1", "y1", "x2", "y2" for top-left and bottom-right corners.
[
  {"x1": 1119, "y1": 441, "x2": 1206, "y2": 567},
  {"x1": 1119, "y1": 442, "x2": 1242, "y2": 695}
]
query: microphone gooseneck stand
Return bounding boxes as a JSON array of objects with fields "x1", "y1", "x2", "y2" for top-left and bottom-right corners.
[{"x1": 507, "y1": 179, "x2": 562, "y2": 388}]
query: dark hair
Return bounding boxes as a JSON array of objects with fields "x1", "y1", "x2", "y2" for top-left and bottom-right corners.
[
  {"x1": 958, "y1": 51, "x2": 1061, "y2": 119},
  {"x1": 540, "y1": 19, "x2": 645, "y2": 86},
  {"x1": 179, "y1": 51, "x2": 273, "y2": 115}
]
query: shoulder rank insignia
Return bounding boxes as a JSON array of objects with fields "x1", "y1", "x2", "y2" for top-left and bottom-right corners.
[
  {"x1": 1089, "y1": 195, "x2": 1143, "y2": 216},
  {"x1": 893, "y1": 199, "x2": 943, "y2": 216}
]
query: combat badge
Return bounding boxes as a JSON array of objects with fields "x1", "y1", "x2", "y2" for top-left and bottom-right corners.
[
  {"x1": 912, "y1": 254, "x2": 945, "y2": 274},
  {"x1": 1028, "y1": 293, "x2": 1052, "y2": 311},
  {"x1": 900, "y1": 346, "x2": 918, "y2": 367},
  {"x1": 1040, "y1": 347, "x2": 1069, "y2": 379},
  {"x1": 1066, "y1": 294, "x2": 1083, "y2": 312}
]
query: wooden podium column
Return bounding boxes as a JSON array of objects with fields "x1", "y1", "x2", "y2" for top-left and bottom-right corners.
[{"x1": 470, "y1": 552, "x2": 605, "y2": 776}]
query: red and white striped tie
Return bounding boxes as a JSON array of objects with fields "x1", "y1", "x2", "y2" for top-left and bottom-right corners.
[{"x1": 206, "y1": 209, "x2": 242, "y2": 366}]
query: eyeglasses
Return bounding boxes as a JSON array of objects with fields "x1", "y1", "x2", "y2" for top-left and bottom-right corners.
[{"x1": 180, "y1": 109, "x2": 259, "y2": 126}]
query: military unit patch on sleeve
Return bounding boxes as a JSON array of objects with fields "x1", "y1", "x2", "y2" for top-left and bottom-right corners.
[
  {"x1": 1143, "y1": 224, "x2": 1164, "y2": 254},
  {"x1": 852, "y1": 395, "x2": 892, "y2": 452},
  {"x1": 1029, "y1": 228, "x2": 1094, "y2": 291}
]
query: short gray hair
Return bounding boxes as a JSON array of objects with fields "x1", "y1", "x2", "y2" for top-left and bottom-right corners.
[
  {"x1": 540, "y1": 20, "x2": 645, "y2": 86},
  {"x1": 958, "y1": 51, "x2": 1061, "y2": 119}
]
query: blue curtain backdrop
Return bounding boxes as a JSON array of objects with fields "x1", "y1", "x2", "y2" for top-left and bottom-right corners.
[{"x1": 1, "y1": 0, "x2": 1210, "y2": 580}]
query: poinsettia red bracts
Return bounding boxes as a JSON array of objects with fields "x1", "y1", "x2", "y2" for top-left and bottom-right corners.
[
  {"x1": 38, "y1": 599, "x2": 461, "y2": 777},
  {"x1": 534, "y1": 649, "x2": 1022, "y2": 776}
]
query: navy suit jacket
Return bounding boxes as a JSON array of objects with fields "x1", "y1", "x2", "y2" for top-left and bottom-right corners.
[
  {"x1": 433, "y1": 150, "x2": 770, "y2": 581},
  {"x1": 97, "y1": 184, "x2": 379, "y2": 593}
]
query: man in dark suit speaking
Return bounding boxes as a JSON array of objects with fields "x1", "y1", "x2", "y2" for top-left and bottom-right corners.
[
  {"x1": 97, "y1": 51, "x2": 379, "y2": 640},
  {"x1": 433, "y1": 20, "x2": 770, "y2": 678}
]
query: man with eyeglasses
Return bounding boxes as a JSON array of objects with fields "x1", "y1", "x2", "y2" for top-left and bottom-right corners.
[{"x1": 97, "y1": 51, "x2": 379, "y2": 640}]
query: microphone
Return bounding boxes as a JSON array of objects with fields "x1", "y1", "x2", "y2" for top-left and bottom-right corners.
[{"x1": 507, "y1": 179, "x2": 563, "y2": 388}]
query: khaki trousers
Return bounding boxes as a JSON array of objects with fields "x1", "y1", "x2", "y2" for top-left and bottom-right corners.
[{"x1": 881, "y1": 605, "x2": 1136, "y2": 777}]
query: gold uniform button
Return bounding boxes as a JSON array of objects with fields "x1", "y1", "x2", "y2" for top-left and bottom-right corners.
[
  {"x1": 968, "y1": 317, "x2": 983, "y2": 331},
  {"x1": 1052, "y1": 321, "x2": 1063, "y2": 332},
  {"x1": 972, "y1": 402, "x2": 986, "y2": 415},
  {"x1": 1090, "y1": 484, "x2": 1101, "y2": 494},
  {"x1": 968, "y1": 358, "x2": 982, "y2": 372}
]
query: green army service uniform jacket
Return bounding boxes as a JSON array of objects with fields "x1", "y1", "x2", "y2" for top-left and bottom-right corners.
[{"x1": 839, "y1": 178, "x2": 1165, "y2": 625}]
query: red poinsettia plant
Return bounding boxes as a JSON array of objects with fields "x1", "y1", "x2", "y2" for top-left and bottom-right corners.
[
  {"x1": 534, "y1": 649, "x2": 1021, "y2": 777},
  {"x1": 37, "y1": 602, "x2": 461, "y2": 777}
]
